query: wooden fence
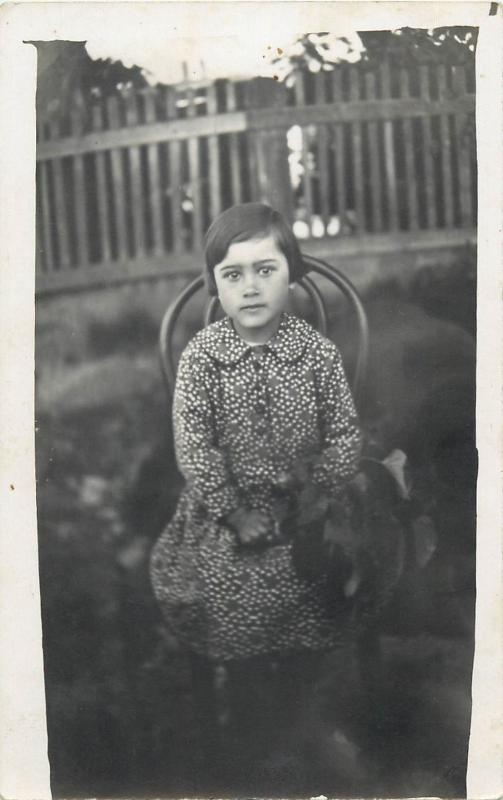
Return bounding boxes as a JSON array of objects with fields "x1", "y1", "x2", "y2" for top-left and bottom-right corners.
[{"x1": 35, "y1": 59, "x2": 476, "y2": 295}]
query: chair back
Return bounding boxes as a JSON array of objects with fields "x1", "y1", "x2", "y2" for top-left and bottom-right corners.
[{"x1": 159, "y1": 254, "x2": 369, "y2": 406}]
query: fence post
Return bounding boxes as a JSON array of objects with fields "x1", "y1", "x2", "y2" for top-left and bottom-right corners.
[{"x1": 245, "y1": 78, "x2": 293, "y2": 222}]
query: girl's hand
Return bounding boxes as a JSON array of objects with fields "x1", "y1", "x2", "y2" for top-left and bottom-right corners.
[
  {"x1": 226, "y1": 508, "x2": 271, "y2": 546},
  {"x1": 274, "y1": 459, "x2": 312, "y2": 491}
]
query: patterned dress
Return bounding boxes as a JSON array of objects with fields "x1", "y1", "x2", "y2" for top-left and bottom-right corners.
[{"x1": 150, "y1": 312, "x2": 362, "y2": 661}]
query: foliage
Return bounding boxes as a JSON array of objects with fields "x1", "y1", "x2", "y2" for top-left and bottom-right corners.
[
  {"x1": 359, "y1": 27, "x2": 477, "y2": 66},
  {"x1": 34, "y1": 41, "x2": 149, "y2": 121},
  {"x1": 35, "y1": 26, "x2": 478, "y2": 120},
  {"x1": 273, "y1": 27, "x2": 478, "y2": 81}
]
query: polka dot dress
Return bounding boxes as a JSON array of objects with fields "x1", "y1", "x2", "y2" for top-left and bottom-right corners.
[{"x1": 150, "y1": 313, "x2": 362, "y2": 661}]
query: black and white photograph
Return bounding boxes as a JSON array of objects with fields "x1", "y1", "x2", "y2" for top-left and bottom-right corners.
[{"x1": 0, "y1": 2, "x2": 502, "y2": 799}]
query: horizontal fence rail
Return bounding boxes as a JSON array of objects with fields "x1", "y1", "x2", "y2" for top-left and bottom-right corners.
[
  {"x1": 36, "y1": 97, "x2": 476, "y2": 162},
  {"x1": 35, "y1": 60, "x2": 476, "y2": 295}
]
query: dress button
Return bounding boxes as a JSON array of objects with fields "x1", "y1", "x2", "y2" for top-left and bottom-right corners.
[{"x1": 255, "y1": 402, "x2": 266, "y2": 415}]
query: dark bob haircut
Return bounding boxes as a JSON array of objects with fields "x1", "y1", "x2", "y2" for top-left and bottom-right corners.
[{"x1": 204, "y1": 203, "x2": 305, "y2": 296}]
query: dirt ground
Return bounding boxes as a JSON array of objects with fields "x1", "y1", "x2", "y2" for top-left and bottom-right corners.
[{"x1": 35, "y1": 262, "x2": 476, "y2": 798}]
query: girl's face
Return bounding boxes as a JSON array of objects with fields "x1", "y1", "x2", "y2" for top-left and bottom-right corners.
[{"x1": 213, "y1": 234, "x2": 291, "y2": 343}]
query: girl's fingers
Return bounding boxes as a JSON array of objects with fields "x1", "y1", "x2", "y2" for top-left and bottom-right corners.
[
  {"x1": 241, "y1": 525, "x2": 266, "y2": 542},
  {"x1": 237, "y1": 526, "x2": 252, "y2": 544},
  {"x1": 238, "y1": 513, "x2": 272, "y2": 544}
]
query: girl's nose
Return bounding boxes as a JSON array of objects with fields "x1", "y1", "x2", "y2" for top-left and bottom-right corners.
[{"x1": 243, "y1": 274, "x2": 259, "y2": 295}]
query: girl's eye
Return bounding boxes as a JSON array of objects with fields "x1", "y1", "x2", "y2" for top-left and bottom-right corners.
[
  {"x1": 259, "y1": 267, "x2": 272, "y2": 276},
  {"x1": 225, "y1": 271, "x2": 241, "y2": 281}
]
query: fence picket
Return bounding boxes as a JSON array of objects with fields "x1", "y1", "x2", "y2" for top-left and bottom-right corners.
[
  {"x1": 294, "y1": 73, "x2": 306, "y2": 106},
  {"x1": 365, "y1": 71, "x2": 383, "y2": 232},
  {"x1": 186, "y1": 89, "x2": 204, "y2": 249},
  {"x1": 48, "y1": 120, "x2": 71, "y2": 269},
  {"x1": 419, "y1": 65, "x2": 437, "y2": 229},
  {"x1": 294, "y1": 76, "x2": 314, "y2": 226},
  {"x1": 399, "y1": 68, "x2": 419, "y2": 231},
  {"x1": 91, "y1": 104, "x2": 112, "y2": 263},
  {"x1": 452, "y1": 65, "x2": 473, "y2": 226},
  {"x1": 106, "y1": 95, "x2": 129, "y2": 259},
  {"x1": 206, "y1": 83, "x2": 222, "y2": 221},
  {"x1": 165, "y1": 89, "x2": 184, "y2": 253},
  {"x1": 331, "y1": 69, "x2": 347, "y2": 233},
  {"x1": 125, "y1": 89, "x2": 146, "y2": 257},
  {"x1": 437, "y1": 65, "x2": 455, "y2": 228},
  {"x1": 35, "y1": 175, "x2": 46, "y2": 272},
  {"x1": 380, "y1": 61, "x2": 399, "y2": 231},
  {"x1": 143, "y1": 90, "x2": 164, "y2": 256},
  {"x1": 315, "y1": 72, "x2": 330, "y2": 228},
  {"x1": 70, "y1": 98, "x2": 90, "y2": 266},
  {"x1": 349, "y1": 67, "x2": 365, "y2": 233},
  {"x1": 225, "y1": 82, "x2": 243, "y2": 204},
  {"x1": 39, "y1": 160, "x2": 55, "y2": 271}
]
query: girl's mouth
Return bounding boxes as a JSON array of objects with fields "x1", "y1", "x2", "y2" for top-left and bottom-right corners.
[{"x1": 241, "y1": 303, "x2": 266, "y2": 311}]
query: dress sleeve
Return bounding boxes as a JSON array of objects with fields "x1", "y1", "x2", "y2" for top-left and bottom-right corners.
[
  {"x1": 173, "y1": 346, "x2": 240, "y2": 522},
  {"x1": 310, "y1": 345, "x2": 362, "y2": 496}
]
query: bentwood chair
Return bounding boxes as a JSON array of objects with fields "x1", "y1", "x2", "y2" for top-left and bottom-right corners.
[{"x1": 159, "y1": 254, "x2": 369, "y2": 405}]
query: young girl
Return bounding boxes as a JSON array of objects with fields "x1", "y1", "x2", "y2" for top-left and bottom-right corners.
[{"x1": 150, "y1": 203, "x2": 362, "y2": 787}]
